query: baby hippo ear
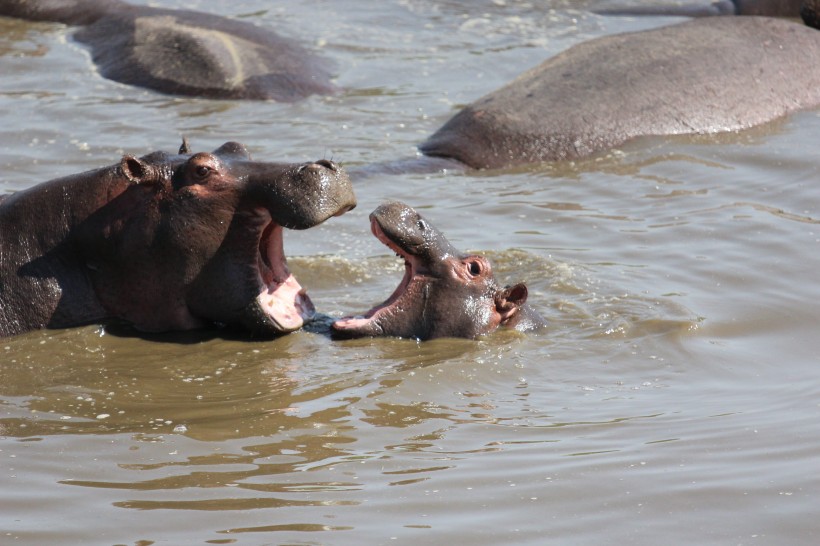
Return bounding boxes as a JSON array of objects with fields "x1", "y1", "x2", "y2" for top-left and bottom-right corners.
[
  {"x1": 495, "y1": 283, "x2": 528, "y2": 322},
  {"x1": 120, "y1": 156, "x2": 161, "y2": 185}
]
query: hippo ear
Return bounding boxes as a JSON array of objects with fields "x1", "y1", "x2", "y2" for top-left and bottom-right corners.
[
  {"x1": 120, "y1": 155, "x2": 160, "y2": 185},
  {"x1": 179, "y1": 137, "x2": 191, "y2": 155},
  {"x1": 495, "y1": 283, "x2": 528, "y2": 322}
]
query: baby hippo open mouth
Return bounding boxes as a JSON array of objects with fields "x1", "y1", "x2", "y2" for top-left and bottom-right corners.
[
  {"x1": 177, "y1": 150, "x2": 357, "y2": 337},
  {"x1": 331, "y1": 202, "x2": 545, "y2": 340}
]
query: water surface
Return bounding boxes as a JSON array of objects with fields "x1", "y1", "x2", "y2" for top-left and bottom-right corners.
[{"x1": 1, "y1": 1, "x2": 820, "y2": 544}]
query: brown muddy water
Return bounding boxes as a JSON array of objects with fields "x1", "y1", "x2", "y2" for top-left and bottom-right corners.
[{"x1": 2, "y1": 1, "x2": 820, "y2": 544}]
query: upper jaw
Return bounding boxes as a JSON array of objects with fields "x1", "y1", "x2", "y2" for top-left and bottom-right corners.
[
  {"x1": 331, "y1": 220, "x2": 430, "y2": 338},
  {"x1": 371, "y1": 216, "x2": 406, "y2": 257},
  {"x1": 371, "y1": 216, "x2": 430, "y2": 270},
  {"x1": 262, "y1": 160, "x2": 357, "y2": 230}
]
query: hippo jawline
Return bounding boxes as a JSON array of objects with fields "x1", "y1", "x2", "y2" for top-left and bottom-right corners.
[
  {"x1": 331, "y1": 218, "x2": 422, "y2": 337},
  {"x1": 252, "y1": 217, "x2": 315, "y2": 333}
]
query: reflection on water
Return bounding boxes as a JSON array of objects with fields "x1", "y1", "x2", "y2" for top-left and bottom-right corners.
[
  {"x1": 0, "y1": 244, "x2": 700, "y2": 538},
  {"x1": 2, "y1": 0, "x2": 820, "y2": 544}
]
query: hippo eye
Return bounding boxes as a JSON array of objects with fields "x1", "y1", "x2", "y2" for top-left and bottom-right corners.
[
  {"x1": 195, "y1": 165, "x2": 211, "y2": 178},
  {"x1": 467, "y1": 261, "x2": 482, "y2": 276}
]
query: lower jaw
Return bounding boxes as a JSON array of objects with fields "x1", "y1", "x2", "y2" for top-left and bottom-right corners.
[
  {"x1": 255, "y1": 273, "x2": 316, "y2": 333},
  {"x1": 331, "y1": 315, "x2": 379, "y2": 336}
]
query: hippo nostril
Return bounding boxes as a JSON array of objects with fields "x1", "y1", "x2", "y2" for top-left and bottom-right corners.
[
  {"x1": 334, "y1": 202, "x2": 356, "y2": 216},
  {"x1": 314, "y1": 159, "x2": 337, "y2": 171}
]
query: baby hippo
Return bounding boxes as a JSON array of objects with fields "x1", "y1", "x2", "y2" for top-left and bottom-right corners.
[{"x1": 331, "y1": 202, "x2": 546, "y2": 340}]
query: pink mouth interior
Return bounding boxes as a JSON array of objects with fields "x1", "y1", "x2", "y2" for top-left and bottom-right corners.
[
  {"x1": 256, "y1": 222, "x2": 315, "y2": 331},
  {"x1": 332, "y1": 219, "x2": 417, "y2": 331}
]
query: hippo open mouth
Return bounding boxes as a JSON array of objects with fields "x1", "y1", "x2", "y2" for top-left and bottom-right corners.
[
  {"x1": 0, "y1": 140, "x2": 357, "y2": 339},
  {"x1": 255, "y1": 219, "x2": 315, "y2": 332},
  {"x1": 176, "y1": 151, "x2": 355, "y2": 337},
  {"x1": 331, "y1": 202, "x2": 540, "y2": 340},
  {"x1": 332, "y1": 214, "x2": 428, "y2": 336}
]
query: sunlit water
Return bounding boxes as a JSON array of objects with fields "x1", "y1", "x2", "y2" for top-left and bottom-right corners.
[{"x1": 1, "y1": 1, "x2": 820, "y2": 545}]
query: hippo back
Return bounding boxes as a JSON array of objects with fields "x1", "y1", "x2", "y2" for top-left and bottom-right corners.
[
  {"x1": 0, "y1": 0, "x2": 123, "y2": 25},
  {"x1": 420, "y1": 17, "x2": 820, "y2": 169},
  {"x1": 0, "y1": 0, "x2": 337, "y2": 101}
]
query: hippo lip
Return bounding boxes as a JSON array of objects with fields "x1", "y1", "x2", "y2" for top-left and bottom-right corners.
[
  {"x1": 331, "y1": 217, "x2": 424, "y2": 334},
  {"x1": 253, "y1": 215, "x2": 315, "y2": 332}
]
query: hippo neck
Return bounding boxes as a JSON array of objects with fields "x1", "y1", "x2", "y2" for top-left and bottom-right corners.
[
  {"x1": 1, "y1": 166, "x2": 130, "y2": 248},
  {"x1": 0, "y1": 167, "x2": 129, "y2": 335},
  {"x1": 0, "y1": 0, "x2": 126, "y2": 26}
]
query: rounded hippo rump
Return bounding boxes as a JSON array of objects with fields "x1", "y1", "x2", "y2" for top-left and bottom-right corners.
[
  {"x1": 0, "y1": 0, "x2": 337, "y2": 101},
  {"x1": 331, "y1": 202, "x2": 546, "y2": 341},
  {"x1": 419, "y1": 16, "x2": 820, "y2": 170},
  {"x1": 0, "y1": 141, "x2": 356, "y2": 338}
]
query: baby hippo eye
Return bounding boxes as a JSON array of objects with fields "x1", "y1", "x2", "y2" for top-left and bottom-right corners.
[
  {"x1": 468, "y1": 260, "x2": 482, "y2": 276},
  {"x1": 195, "y1": 165, "x2": 211, "y2": 178}
]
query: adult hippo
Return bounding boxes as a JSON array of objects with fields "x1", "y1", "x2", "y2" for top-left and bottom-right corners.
[
  {"x1": 0, "y1": 141, "x2": 356, "y2": 338},
  {"x1": 331, "y1": 202, "x2": 546, "y2": 341},
  {"x1": 0, "y1": 0, "x2": 336, "y2": 101},
  {"x1": 419, "y1": 16, "x2": 820, "y2": 170}
]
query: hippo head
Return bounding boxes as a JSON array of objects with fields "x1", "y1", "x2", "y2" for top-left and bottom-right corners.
[
  {"x1": 76, "y1": 141, "x2": 356, "y2": 336},
  {"x1": 331, "y1": 202, "x2": 542, "y2": 340}
]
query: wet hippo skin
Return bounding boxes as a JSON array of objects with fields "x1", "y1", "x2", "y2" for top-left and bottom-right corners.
[
  {"x1": 0, "y1": 0, "x2": 337, "y2": 101},
  {"x1": 419, "y1": 16, "x2": 820, "y2": 170},
  {"x1": 0, "y1": 141, "x2": 356, "y2": 338},
  {"x1": 332, "y1": 202, "x2": 546, "y2": 341}
]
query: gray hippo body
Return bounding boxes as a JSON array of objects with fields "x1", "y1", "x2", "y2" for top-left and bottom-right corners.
[
  {"x1": 0, "y1": 0, "x2": 336, "y2": 101},
  {"x1": 0, "y1": 141, "x2": 356, "y2": 338},
  {"x1": 420, "y1": 16, "x2": 820, "y2": 170},
  {"x1": 331, "y1": 202, "x2": 545, "y2": 341}
]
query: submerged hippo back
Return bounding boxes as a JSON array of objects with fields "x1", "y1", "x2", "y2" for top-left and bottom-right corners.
[
  {"x1": 0, "y1": 0, "x2": 123, "y2": 25},
  {"x1": 0, "y1": 0, "x2": 337, "y2": 101},
  {"x1": 420, "y1": 17, "x2": 820, "y2": 169},
  {"x1": 74, "y1": 6, "x2": 337, "y2": 101}
]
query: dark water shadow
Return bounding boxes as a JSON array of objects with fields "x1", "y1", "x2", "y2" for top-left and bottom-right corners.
[{"x1": 99, "y1": 320, "x2": 275, "y2": 345}]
